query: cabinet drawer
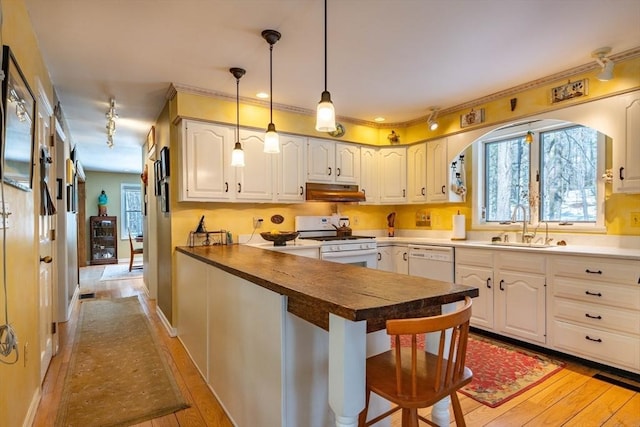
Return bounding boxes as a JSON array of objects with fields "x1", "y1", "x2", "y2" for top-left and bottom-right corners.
[
  {"x1": 495, "y1": 251, "x2": 546, "y2": 274},
  {"x1": 552, "y1": 320, "x2": 640, "y2": 371},
  {"x1": 550, "y1": 256, "x2": 639, "y2": 285},
  {"x1": 553, "y1": 298, "x2": 640, "y2": 335},
  {"x1": 553, "y1": 277, "x2": 640, "y2": 310},
  {"x1": 455, "y1": 248, "x2": 493, "y2": 267}
]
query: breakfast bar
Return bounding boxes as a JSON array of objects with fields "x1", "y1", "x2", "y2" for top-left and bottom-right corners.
[{"x1": 175, "y1": 245, "x2": 478, "y2": 427}]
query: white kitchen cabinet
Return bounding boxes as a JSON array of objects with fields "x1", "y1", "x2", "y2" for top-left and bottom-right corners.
[
  {"x1": 179, "y1": 120, "x2": 235, "y2": 201},
  {"x1": 455, "y1": 248, "x2": 494, "y2": 329},
  {"x1": 426, "y1": 138, "x2": 463, "y2": 203},
  {"x1": 494, "y1": 251, "x2": 547, "y2": 344},
  {"x1": 407, "y1": 143, "x2": 427, "y2": 203},
  {"x1": 307, "y1": 138, "x2": 359, "y2": 184},
  {"x1": 360, "y1": 146, "x2": 379, "y2": 204},
  {"x1": 613, "y1": 97, "x2": 640, "y2": 193},
  {"x1": 378, "y1": 147, "x2": 407, "y2": 204},
  {"x1": 276, "y1": 134, "x2": 306, "y2": 202},
  {"x1": 549, "y1": 255, "x2": 640, "y2": 373},
  {"x1": 235, "y1": 129, "x2": 274, "y2": 201},
  {"x1": 376, "y1": 246, "x2": 393, "y2": 272}
]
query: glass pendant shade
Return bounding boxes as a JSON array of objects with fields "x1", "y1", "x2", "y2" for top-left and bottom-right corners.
[
  {"x1": 231, "y1": 141, "x2": 245, "y2": 167},
  {"x1": 316, "y1": 91, "x2": 336, "y2": 132},
  {"x1": 264, "y1": 122, "x2": 280, "y2": 153}
]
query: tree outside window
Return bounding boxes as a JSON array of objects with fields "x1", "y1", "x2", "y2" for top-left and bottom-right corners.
[{"x1": 121, "y1": 183, "x2": 142, "y2": 239}]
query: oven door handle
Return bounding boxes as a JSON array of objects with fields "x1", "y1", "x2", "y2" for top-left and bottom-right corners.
[{"x1": 320, "y1": 249, "x2": 378, "y2": 259}]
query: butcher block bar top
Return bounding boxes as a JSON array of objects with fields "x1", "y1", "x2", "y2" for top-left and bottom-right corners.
[{"x1": 176, "y1": 245, "x2": 478, "y2": 331}]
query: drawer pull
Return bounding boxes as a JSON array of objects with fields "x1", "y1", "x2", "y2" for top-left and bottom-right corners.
[
  {"x1": 585, "y1": 313, "x2": 602, "y2": 320},
  {"x1": 377, "y1": 253, "x2": 381, "y2": 261},
  {"x1": 585, "y1": 269, "x2": 602, "y2": 274},
  {"x1": 585, "y1": 291, "x2": 602, "y2": 297},
  {"x1": 486, "y1": 278, "x2": 492, "y2": 289},
  {"x1": 585, "y1": 335, "x2": 602, "y2": 343},
  {"x1": 499, "y1": 279, "x2": 504, "y2": 291}
]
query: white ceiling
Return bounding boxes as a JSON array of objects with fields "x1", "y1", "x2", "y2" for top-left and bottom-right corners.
[{"x1": 22, "y1": 0, "x2": 640, "y2": 174}]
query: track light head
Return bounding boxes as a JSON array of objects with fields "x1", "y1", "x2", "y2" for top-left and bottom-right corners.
[
  {"x1": 591, "y1": 47, "x2": 614, "y2": 81},
  {"x1": 427, "y1": 108, "x2": 439, "y2": 131}
]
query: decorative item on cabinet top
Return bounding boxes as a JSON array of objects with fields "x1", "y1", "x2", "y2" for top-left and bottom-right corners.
[{"x1": 188, "y1": 215, "x2": 228, "y2": 247}]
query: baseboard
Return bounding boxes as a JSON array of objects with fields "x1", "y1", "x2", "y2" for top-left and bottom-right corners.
[
  {"x1": 156, "y1": 306, "x2": 177, "y2": 337},
  {"x1": 22, "y1": 387, "x2": 41, "y2": 427}
]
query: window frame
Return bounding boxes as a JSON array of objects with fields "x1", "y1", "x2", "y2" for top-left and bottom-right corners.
[
  {"x1": 472, "y1": 120, "x2": 606, "y2": 233},
  {"x1": 120, "y1": 183, "x2": 143, "y2": 240}
]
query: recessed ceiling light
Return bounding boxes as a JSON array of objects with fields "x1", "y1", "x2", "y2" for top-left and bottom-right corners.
[
  {"x1": 256, "y1": 92, "x2": 269, "y2": 99},
  {"x1": 374, "y1": 117, "x2": 385, "y2": 122}
]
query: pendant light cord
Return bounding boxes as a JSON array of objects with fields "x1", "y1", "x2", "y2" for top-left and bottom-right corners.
[
  {"x1": 236, "y1": 76, "x2": 240, "y2": 139},
  {"x1": 269, "y1": 43, "x2": 274, "y2": 124},
  {"x1": 324, "y1": 0, "x2": 328, "y2": 92}
]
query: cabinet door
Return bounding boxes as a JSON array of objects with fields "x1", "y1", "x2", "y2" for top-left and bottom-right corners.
[
  {"x1": 426, "y1": 138, "x2": 448, "y2": 202},
  {"x1": 335, "y1": 143, "x2": 360, "y2": 184},
  {"x1": 236, "y1": 129, "x2": 274, "y2": 201},
  {"x1": 379, "y1": 147, "x2": 407, "y2": 203},
  {"x1": 276, "y1": 135, "x2": 306, "y2": 202},
  {"x1": 408, "y1": 143, "x2": 427, "y2": 203},
  {"x1": 181, "y1": 121, "x2": 233, "y2": 201},
  {"x1": 614, "y1": 98, "x2": 640, "y2": 193},
  {"x1": 456, "y1": 265, "x2": 494, "y2": 329},
  {"x1": 392, "y1": 246, "x2": 409, "y2": 275},
  {"x1": 307, "y1": 138, "x2": 335, "y2": 182},
  {"x1": 376, "y1": 246, "x2": 393, "y2": 272},
  {"x1": 495, "y1": 270, "x2": 546, "y2": 344},
  {"x1": 360, "y1": 147, "x2": 379, "y2": 204}
]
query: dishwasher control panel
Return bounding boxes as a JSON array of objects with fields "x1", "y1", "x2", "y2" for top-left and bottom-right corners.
[{"x1": 408, "y1": 245, "x2": 454, "y2": 262}]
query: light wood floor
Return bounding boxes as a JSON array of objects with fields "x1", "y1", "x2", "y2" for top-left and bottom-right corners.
[{"x1": 33, "y1": 266, "x2": 639, "y2": 426}]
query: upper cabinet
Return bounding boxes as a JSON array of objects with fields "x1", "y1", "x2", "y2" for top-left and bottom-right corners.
[
  {"x1": 360, "y1": 146, "x2": 379, "y2": 204},
  {"x1": 426, "y1": 138, "x2": 463, "y2": 203},
  {"x1": 614, "y1": 98, "x2": 640, "y2": 193},
  {"x1": 407, "y1": 143, "x2": 427, "y2": 203},
  {"x1": 179, "y1": 120, "x2": 235, "y2": 201},
  {"x1": 379, "y1": 147, "x2": 407, "y2": 204},
  {"x1": 276, "y1": 135, "x2": 306, "y2": 202},
  {"x1": 235, "y1": 129, "x2": 273, "y2": 201},
  {"x1": 307, "y1": 139, "x2": 360, "y2": 184}
]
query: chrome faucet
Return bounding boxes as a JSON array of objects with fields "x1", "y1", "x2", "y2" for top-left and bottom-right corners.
[{"x1": 511, "y1": 204, "x2": 534, "y2": 243}]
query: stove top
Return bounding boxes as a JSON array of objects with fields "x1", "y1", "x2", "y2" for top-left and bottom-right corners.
[{"x1": 300, "y1": 235, "x2": 375, "y2": 242}]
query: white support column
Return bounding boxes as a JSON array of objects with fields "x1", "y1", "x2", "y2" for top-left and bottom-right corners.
[
  {"x1": 328, "y1": 314, "x2": 367, "y2": 427},
  {"x1": 425, "y1": 301, "x2": 460, "y2": 426}
]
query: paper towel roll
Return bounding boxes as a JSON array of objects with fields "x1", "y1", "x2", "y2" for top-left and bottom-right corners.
[{"x1": 452, "y1": 214, "x2": 466, "y2": 240}]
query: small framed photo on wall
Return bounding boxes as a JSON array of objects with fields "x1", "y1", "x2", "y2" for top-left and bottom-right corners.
[
  {"x1": 160, "y1": 146, "x2": 170, "y2": 178},
  {"x1": 160, "y1": 181, "x2": 170, "y2": 213},
  {"x1": 154, "y1": 160, "x2": 162, "y2": 196}
]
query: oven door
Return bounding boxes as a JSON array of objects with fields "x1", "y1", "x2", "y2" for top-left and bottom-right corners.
[{"x1": 320, "y1": 248, "x2": 377, "y2": 269}]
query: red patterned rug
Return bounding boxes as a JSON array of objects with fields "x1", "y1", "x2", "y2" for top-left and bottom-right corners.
[{"x1": 393, "y1": 334, "x2": 565, "y2": 408}]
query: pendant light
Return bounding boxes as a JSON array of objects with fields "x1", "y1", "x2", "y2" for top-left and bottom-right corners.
[
  {"x1": 315, "y1": 0, "x2": 336, "y2": 132},
  {"x1": 524, "y1": 131, "x2": 534, "y2": 144},
  {"x1": 230, "y1": 67, "x2": 246, "y2": 167},
  {"x1": 262, "y1": 29, "x2": 281, "y2": 153}
]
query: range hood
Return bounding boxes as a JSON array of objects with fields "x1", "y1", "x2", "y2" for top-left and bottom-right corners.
[{"x1": 305, "y1": 183, "x2": 366, "y2": 203}]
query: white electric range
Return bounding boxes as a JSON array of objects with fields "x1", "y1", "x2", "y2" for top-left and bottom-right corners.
[{"x1": 295, "y1": 216, "x2": 377, "y2": 268}]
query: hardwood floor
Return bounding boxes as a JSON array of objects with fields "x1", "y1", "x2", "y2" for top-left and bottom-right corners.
[{"x1": 33, "y1": 266, "x2": 639, "y2": 426}]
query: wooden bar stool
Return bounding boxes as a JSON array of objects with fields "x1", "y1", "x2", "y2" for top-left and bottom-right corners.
[{"x1": 359, "y1": 297, "x2": 473, "y2": 427}]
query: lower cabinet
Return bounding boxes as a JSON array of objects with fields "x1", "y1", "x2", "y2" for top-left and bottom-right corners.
[
  {"x1": 455, "y1": 248, "x2": 546, "y2": 345},
  {"x1": 376, "y1": 245, "x2": 408, "y2": 274}
]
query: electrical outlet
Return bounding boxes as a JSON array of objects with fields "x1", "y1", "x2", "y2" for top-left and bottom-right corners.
[
  {"x1": 253, "y1": 217, "x2": 264, "y2": 228},
  {"x1": 631, "y1": 212, "x2": 640, "y2": 228}
]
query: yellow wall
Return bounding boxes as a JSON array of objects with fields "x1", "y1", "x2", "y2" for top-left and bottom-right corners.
[{"x1": 0, "y1": 1, "x2": 55, "y2": 425}]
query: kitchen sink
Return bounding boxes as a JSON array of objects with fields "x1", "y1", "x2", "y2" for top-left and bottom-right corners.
[{"x1": 490, "y1": 241, "x2": 553, "y2": 248}]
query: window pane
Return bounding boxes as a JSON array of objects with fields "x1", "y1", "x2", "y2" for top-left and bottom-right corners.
[
  {"x1": 540, "y1": 126, "x2": 597, "y2": 222},
  {"x1": 122, "y1": 184, "x2": 143, "y2": 238},
  {"x1": 484, "y1": 137, "x2": 530, "y2": 222}
]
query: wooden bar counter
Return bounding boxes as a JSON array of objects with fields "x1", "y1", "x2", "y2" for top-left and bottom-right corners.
[{"x1": 175, "y1": 245, "x2": 478, "y2": 427}]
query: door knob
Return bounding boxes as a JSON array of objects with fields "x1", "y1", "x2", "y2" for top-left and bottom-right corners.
[{"x1": 40, "y1": 256, "x2": 53, "y2": 263}]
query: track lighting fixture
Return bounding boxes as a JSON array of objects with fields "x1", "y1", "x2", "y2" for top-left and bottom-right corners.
[
  {"x1": 230, "y1": 67, "x2": 246, "y2": 167},
  {"x1": 591, "y1": 47, "x2": 614, "y2": 81},
  {"x1": 427, "y1": 108, "x2": 439, "y2": 131},
  {"x1": 262, "y1": 29, "x2": 281, "y2": 153},
  {"x1": 315, "y1": 0, "x2": 336, "y2": 132},
  {"x1": 105, "y1": 98, "x2": 118, "y2": 148}
]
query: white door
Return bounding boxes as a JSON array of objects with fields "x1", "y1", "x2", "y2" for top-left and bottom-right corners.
[{"x1": 37, "y1": 90, "x2": 55, "y2": 383}]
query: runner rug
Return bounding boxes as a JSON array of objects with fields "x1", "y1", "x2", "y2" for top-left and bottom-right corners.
[
  {"x1": 100, "y1": 263, "x2": 143, "y2": 281},
  {"x1": 55, "y1": 297, "x2": 189, "y2": 427},
  {"x1": 394, "y1": 334, "x2": 565, "y2": 408}
]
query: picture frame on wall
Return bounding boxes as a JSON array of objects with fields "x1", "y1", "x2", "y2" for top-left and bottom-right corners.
[
  {"x1": 160, "y1": 146, "x2": 170, "y2": 178},
  {"x1": 160, "y1": 181, "x2": 169, "y2": 213},
  {"x1": 147, "y1": 126, "x2": 156, "y2": 160},
  {"x1": 1, "y1": 45, "x2": 36, "y2": 191},
  {"x1": 154, "y1": 160, "x2": 162, "y2": 196}
]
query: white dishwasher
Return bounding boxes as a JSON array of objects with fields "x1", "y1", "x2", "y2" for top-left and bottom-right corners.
[{"x1": 408, "y1": 245, "x2": 455, "y2": 282}]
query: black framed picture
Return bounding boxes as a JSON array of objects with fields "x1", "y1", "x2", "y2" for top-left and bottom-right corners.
[
  {"x1": 160, "y1": 146, "x2": 170, "y2": 178},
  {"x1": 160, "y1": 181, "x2": 169, "y2": 213},
  {"x1": 154, "y1": 160, "x2": 162, "y2": 196},
  {"x1": 1, "y1": 45, "x2": 36, "y2": 191}
]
